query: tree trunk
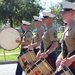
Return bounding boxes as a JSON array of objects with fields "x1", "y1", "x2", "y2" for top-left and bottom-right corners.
[{"x1": 9, "y1": 16, "x2": 13, "y2": 27}]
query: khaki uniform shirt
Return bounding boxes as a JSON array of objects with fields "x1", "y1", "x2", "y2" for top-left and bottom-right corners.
[
  {"x1": 42, "y1": 25, "x2": 58, "y2": 51},
  {"x1": 33, "y1": 26, "x2": 45, "y2": 44},
  {"x1": 22, "y1": 30, "x2": 32, "y2": 45},
  {"x1": 61, "y1": 22, "x2": 75, "y2": 53}
]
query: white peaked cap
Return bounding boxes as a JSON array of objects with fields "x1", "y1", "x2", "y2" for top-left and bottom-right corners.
[
  {"x1": 62, "y1": 1, "x2": 75, "y2": 10},
  {"x1": 42, "y1": 12, "x2": 55, "y2": 18},
  {"x1": 33, "y1": 16, "x2": 42, "y2": 21},
  {"x1": 22, "y1": 20, "x2": 30, "y2": 25}
]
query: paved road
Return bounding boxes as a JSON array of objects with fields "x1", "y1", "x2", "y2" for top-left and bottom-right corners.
[{"x1": 0, "y1": 63, "x2": 25, "y2": 75}]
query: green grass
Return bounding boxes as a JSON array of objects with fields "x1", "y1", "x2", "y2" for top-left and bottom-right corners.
[
  {"x1": 6, "y1": 54, "x2": 19, "y2": 61},
  {"x1": 0, "y1": 54, "x2": 19, "y2": 61},
  {"x1": 57, "y1": 31, "x2": 63, "y2": 39},
  {"x1": 0, "y1": 56, "x2": 5, "y2": 62},
  {"x1": 0, "y1": 46, "x2": 21, "y2": 61}
]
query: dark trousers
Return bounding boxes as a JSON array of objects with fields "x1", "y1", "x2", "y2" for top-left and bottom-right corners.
[
  {"x1": 46, "y1": 51, "x2": 57, "y2": 70},
  {"x1": 33, "y1": 48, "x2": 40, "y2": 55},
  {"x1": 15, "y1": 62, "x2": 22, "y2": 75},
  {"x1": 69, "y1": 65, "x2": 75, "y2": 74}
]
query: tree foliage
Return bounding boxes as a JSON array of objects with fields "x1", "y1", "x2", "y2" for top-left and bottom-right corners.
[
  {"x1": 50, "y1": 3, "x2": 63, "y2": 26},
  {"x1": 0, "y1": 0, "x2": 42, "y2": 27}
]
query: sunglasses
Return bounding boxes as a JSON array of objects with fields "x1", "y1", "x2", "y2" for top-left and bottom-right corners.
[
  {"x1": 43, "y1": 16, "x2": 49, "y2": 18},
  {"x1": 22, "y1": 24, "x2": 26, "y2": 25}
]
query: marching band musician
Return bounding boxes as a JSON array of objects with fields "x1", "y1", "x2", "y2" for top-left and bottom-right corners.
[
  {"x1": 28, "y1": 16, "x2": 45, "y2": 55},
  {"x1": 56, "y1": 1, "x2": 75, "y2": 74},
  {"x1": 36, "y1": 11, "x2": 58, "y2": 69},
  {"x1": 15, "y1": 20, "x2": 32, "y2": 75}
]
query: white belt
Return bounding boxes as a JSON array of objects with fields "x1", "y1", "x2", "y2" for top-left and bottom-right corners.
[
  {"x1": 23, "y1": 46, "x2": 28, "y2": 48},
  {"x1": 35, "y1": 46, "x2": 40, "y2": 49}
]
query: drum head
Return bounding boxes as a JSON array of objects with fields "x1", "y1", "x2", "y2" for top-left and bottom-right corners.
[{"x1": 0, "y1": 27, "x2": 21, "y2": 50}]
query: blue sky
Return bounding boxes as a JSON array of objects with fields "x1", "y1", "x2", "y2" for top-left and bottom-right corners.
[
  {"x1": 40, "y1": 0, "x2": 62, "y2": 10},
  {"x1": 39, "y1": 0, "x2": 63, "y2": 16},
  {"x1": 41, "y1": 0, "x2": 62, "y2": 5}
]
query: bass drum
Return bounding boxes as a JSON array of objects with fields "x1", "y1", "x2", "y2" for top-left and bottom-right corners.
[{"x1": 0, "y1": 27, "x2": 21, "y2": 50}]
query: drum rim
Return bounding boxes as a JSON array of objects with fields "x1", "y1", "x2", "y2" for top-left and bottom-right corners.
[
  {"x1": 0, "y1": 27, "x2": 21, "y2": 50},
  {"x1": 0, "y1": 43, "x2": 20, "y2": 50}
]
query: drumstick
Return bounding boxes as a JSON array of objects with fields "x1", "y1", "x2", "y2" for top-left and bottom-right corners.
[
  {"x1": 61, "y1": 53, "x2": 73, "y2": 75},
  {"x1": 54, "y1": 51, "x2": 73, "y2": 75},
  {"x1": 54, "y1": 53, "x2": 70, "y2": 74},
  {"x1": 64, "y1": 53, "x2": 73, "y2": 75}
]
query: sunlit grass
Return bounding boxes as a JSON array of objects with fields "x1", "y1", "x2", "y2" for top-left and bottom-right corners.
[
  {"x1": 0, "y1": 54, "x2": 19, "y2": 61},
  {"x1": 0, "y1": 46, "x2": 21, "y2": 61},
  {"x1": 57, "y1": 31, "x2": 63, "y2": 39}
]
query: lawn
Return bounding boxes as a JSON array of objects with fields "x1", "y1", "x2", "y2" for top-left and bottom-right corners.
[
  {"x1": 57, "y1": 31, "x2": 63, "y2": 39},
  {"x1": 0, "y1": 46, "x2": 21, "y2": 61}
]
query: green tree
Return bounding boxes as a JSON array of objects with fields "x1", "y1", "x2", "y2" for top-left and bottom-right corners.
[
  {"x1": 0, "y1": 0, "x2": 42, "y2": 27},
  {"x1": 50, "y1": 3, "x2": 63, "y2": 26}
]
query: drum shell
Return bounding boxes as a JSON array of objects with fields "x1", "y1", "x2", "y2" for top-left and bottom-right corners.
[
  {"x1": 19, "y1": 50, "x2": 36, "y2": 72},
  {"x1": 27, "y1": 59, "x2": 55, "y2": 75}
]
